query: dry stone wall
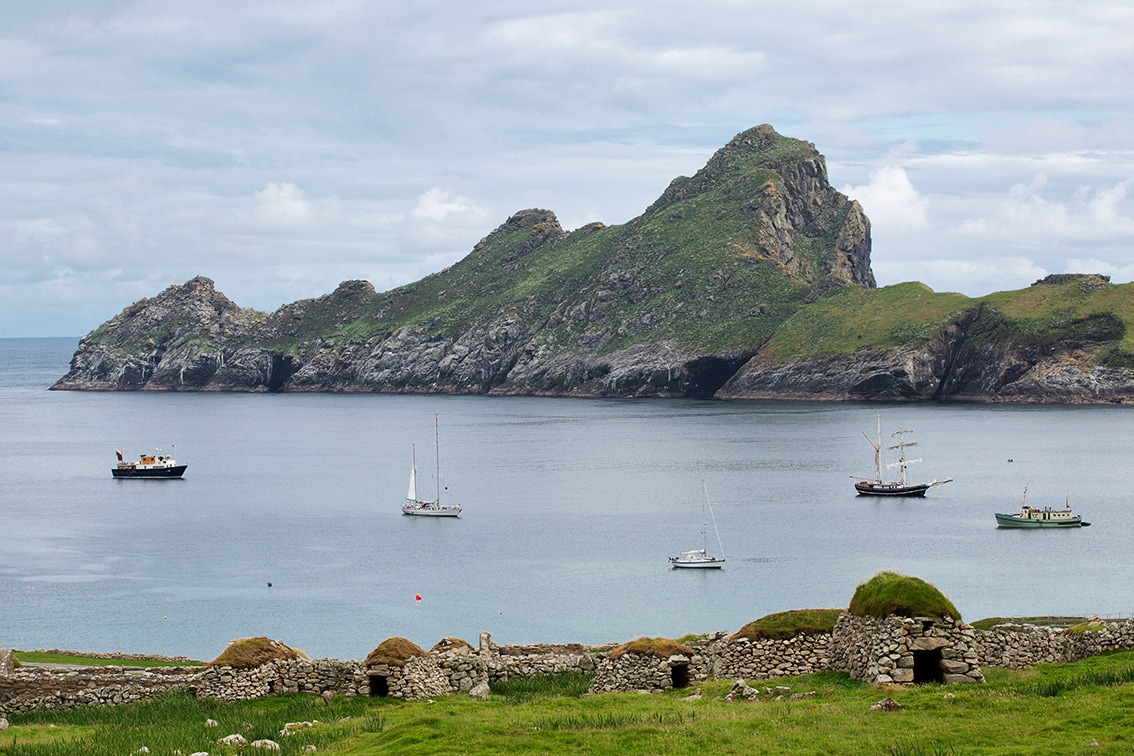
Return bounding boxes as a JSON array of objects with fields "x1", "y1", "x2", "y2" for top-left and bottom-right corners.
[
  {"x1": 830, "y1": 614, "x2": 985, "y2": 685},
  {"x1": 589, "y1": 651, "x2": 703, "y2": 694},
  {"x1": 10, "y1": 618, "x2": 1134, "y2": 712},
  {"x1": 974, "y1": 618, "x2": 1134, "y2": 669},
  {"x1": 479, "y1": 632, "x2": 605, "y2": 681},
  {"x1": 716, "y1": 632, "x2": 831, "y2": 680},
  {"x1": 0, "y1": 665, "x2": 202, "y2": 715}
]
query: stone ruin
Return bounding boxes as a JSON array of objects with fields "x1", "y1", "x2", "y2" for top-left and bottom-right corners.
[
  {"x1": 588, "y1": 638, "x2": 705, "y2": 694},
  {"x1": 829, "y1": 613, "x2": 984, "y2": 685},
  {"x1": 13, "y1": 615, "x2": 1134, "y2": 713}
]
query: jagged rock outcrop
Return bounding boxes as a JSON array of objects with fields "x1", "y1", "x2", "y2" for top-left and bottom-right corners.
[
  {"x1": 50, "y1": 127, "x2": 1134, "y2": 402},
  {"x1": 54, "y1": 125, "x2": 876, "y2": 396}
]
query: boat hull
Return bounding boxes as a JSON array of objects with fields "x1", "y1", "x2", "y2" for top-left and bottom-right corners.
[
  {"x1": 111, "y1": 465, "x2": 187, "y2": 479},
  {"x1": 995, "y1": 513, "x2": 1083, "y2": 528},
  {"x1": 402, "y1": 504, "x2": 462, "y2": 517},
  {"x1": 855, "y1": 481, "x2": 929, "y2": 497},
  {"x1": 670, "y1": 558, "x2": 725, "y2": 569}
]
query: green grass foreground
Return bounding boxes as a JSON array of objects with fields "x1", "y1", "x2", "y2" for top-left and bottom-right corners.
[{"x1": 5, "y1": 654, "x2": 1134, "y2": 755}]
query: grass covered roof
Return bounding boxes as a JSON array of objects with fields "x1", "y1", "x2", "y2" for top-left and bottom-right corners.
[
  {"x1": 848, "y1": 571, "x2": 960, "y2": 621},
  {"x1": 365, "y1": 636, "x2": 428, "y2": 667},
  {"x1": 431, "y1": 637, "x2": 475, "y2": 654},
  {"x1": 209, "y1": 637, "x2": 305, "y2": 668},
  {"x1": 729, "y1": 609, "x2": 842, "y2": 643},
  {"x1": 609, "y1": 637, "x2": 693, "y2": 661}
]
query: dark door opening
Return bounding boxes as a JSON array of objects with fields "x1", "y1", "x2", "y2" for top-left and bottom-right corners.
[
  {"x1": 670, "y1": 664, "x2": 690, "y2": 689},
  {"x1": 912, "y1": 649, "x2": 944, "y2": 683},
  {"x1": 368, "y1": 675, "x2": 389, "y2": 697}
]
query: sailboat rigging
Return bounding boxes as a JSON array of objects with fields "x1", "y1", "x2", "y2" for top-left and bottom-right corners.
[
  {"x1": 402, "y1": 416, "x2": 462, "y2": 517},
  {"x1": 852, "y1": 415, "x2": 952, "y2": 497},
  {"x1": 669, "y1": 481, "x2": 726, "y2": 569}
]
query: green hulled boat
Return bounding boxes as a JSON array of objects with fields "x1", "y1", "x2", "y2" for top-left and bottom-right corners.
[{"x1": 995, "y1": 489, "x2": 1089, "y2": 528}]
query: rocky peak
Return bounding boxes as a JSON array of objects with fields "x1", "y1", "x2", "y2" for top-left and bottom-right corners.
[
  {"x1": 86, "y1": 275, "x2": 261, "y2": 352},
  {"x1": 471, "y1": 209, "x2": 567, "y2": 264}
]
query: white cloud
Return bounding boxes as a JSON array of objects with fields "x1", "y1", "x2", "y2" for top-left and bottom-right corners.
[
  {"x1": 876, "y1": 257, "x2": 1049, "y2": 297},
  {"x1": 842, "y1": 166, "x2": 930, "y2": 233},
  {"x1": 409, "y1": 187, "x2": 484, "y2": 223},
  {"x1": 401, "y1": 188, "x2": 489, "y2": 271},
  {"x1": 253, "y1": 182, "x2": 315, "y2": 227},
  {"x1": 4, "y1": 0, "x2": 1134, "y2": 335}
]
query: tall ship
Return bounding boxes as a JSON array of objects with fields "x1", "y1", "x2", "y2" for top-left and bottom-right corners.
[
  {"x1": 112, "y1": 447, "x2": 187, "y2": 479},
  {"x1": 402, "y1": 416, "x2": 462, "y2": 518},
  {"x1": 853, "y1": 417, "x2": 951, "y2": 497}
]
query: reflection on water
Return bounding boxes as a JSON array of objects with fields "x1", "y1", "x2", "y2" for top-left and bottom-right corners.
[{"x1": 2, "y1": 338, "x2": 1132, "y2": 660}]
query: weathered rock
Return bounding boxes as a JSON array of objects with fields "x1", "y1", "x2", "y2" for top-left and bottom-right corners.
[
  {"x1": 870, "y1": 697, "x2": 902, "y2": 711},
  {"x1": 52, "y1": 126, "x2": 878, "y2": 400}
]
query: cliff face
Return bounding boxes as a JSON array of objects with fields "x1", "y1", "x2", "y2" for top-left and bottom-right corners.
[
  {"x1": 719, "y1": 286, "x2": 1134, "y2": 404},
  {"x1": 51, "y1": 125, "x2": 1134, "y2": 403},
  {"x1": 54, "y1": 125, "x2": 875, "y2": 397}
]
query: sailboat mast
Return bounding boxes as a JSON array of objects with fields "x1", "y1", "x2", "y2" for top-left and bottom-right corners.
[
  {"x1": 434, "y1": 414, "x2": 441, "y2": 505},
  {"x1": 874, "y1": 415, "x2": 882, "y2": 481}
]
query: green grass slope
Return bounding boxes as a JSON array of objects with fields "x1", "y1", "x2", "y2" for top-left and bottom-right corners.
[
  {"x1": 760, "y1": 274, "x2": 1134, "y2": 365},
  {"x1": 250, "y1": 125, "x2": 862, "y2": 360}
]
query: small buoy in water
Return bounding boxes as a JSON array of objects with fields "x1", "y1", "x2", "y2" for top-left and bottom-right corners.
[
  {"x1": 163, "y1": 616, "x2": 167, "y2": 620},
  {"x1": 267, "y1": 582, "x2": 272, "y2": 587},
  {"x1": 415, "y1": 594, "x2": 422, "y2": 602}
]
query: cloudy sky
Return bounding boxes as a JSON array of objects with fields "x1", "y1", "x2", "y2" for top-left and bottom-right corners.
[{"x1": 2, "y1": 1, "x2": 1132, "y2": 337}]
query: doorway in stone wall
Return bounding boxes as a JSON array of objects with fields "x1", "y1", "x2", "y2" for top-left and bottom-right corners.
[
  {"x1": 912, "y1": 649, "x2": 944, "y2": 683},
  {"x1": 671, "y1": 663, "x2": 690, "y2": 689},
  {"x1": 368, "y1": 675, "x2": 389, "y2": 697}
]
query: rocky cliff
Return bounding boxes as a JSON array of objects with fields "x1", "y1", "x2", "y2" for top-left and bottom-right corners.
[
  {"x1": 52, "y1": 125, "x2": 1134, "y2": 403},
  {"x1": 54, "y1": 125, "x2": 874, "y2": 397},
  {"x1": 718, "y1": 275, "x2": 1134, "y2": 404}
]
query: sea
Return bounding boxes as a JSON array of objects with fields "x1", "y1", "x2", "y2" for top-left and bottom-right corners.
[{"x1": 2, "y1": 337, "x2": 1133, "y2": 662}]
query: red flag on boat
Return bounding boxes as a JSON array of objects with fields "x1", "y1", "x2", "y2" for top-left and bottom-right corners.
[{"x1": 115, "y1": 450, "x2": 123, "y2": 461}]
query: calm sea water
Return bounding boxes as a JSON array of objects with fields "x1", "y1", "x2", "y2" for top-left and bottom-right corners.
[{"x1": 2, "y1": 337, "x2": 1133, "y2": 662}]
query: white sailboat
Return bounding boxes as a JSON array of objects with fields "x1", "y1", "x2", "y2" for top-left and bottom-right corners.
[
  {"x1": 401, "y1": 416, "x2": 462, "y2": 518},
  {"x1": 669, "y1": 481, "x2": 725, "y2": 569}
]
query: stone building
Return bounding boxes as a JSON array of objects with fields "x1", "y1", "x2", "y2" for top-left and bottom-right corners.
[
  {"x1": 829, "y1": 613, "x2": 985, "y2": 685},
  {"x1": 588, "y1": 638, "x2": 706, "y2": 694}
]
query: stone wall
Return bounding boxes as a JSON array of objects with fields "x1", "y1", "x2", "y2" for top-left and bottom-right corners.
[
  {"x1": 715, "y1": 632, "x2": 831, "y2": 680},
  {"x1": 479, "y1": 632, "x2": 604, "y2": 682},
  {"x1": 194, "y1": 658, "x2": 369, "y2": 701},
  {"x1": 366, "y1": 656, "x2": 454, "y2": 700},
  {"x1": 12, "y1": 618, "x2": 1134, "y2": 713},
  {"x1": 0, "y1": 664, "x2": 202, "y2": 715},
  {"x1": 588, "y1": 651, "x2": 705, "y2": 694},
  {"x1": 974, "y1": 618, "x2": 1134, "y2": 669},
  {"x1": 829, "y1": 614, "x2": 985, "y2": 685}
]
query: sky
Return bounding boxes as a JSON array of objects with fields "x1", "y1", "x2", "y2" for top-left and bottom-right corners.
[{"x1": 2, "y1": 1, "x2": 1132, "y2": 337}]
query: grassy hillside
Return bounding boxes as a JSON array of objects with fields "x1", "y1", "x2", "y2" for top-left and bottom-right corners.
[
  {"x1": 759, "y1": 275, "x2": 1134, "y2": 364},
  {"x1": 249, "y1": 126, "x2": 859, "y2": 359}
]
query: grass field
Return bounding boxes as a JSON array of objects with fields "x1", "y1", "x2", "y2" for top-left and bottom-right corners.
[{"x1": 5, "y1": 651, "x2": 1134, "y2": 754}]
